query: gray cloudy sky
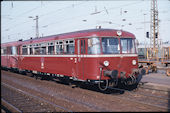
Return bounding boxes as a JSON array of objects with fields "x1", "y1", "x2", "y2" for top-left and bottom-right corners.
[{"x1": 1, "y1": 0, "x2": 170, "y2": 44}]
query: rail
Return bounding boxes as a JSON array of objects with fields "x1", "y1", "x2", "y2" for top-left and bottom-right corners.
[
  {"x1": 1, "y1": 82, "x2": 72, "y2": 112},
  {"x1": 108, "y1": 84, "x2": 170, "y2": 110}
]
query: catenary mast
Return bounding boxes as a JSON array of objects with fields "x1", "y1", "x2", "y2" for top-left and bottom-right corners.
[{"x1": 149, "y1": 0, "x2": 159, "y2": 60}]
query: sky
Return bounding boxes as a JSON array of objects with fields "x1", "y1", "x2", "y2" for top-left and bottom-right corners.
[{"x1": 1, "y1": 0, "x2": 170, "y2": 44}]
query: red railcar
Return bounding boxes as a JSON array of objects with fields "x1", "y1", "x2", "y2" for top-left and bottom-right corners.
[{"x1": 1, "y1": 29, "x2": 145, "y2": 90}]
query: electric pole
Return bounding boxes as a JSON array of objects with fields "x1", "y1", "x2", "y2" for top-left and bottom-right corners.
[
  {"x1": 149, "y1": 0, "x2": 159, "y2": 60},
  {"x1": 29, "y1": 15, "x2": 39, "y2": 38},
  {"x1": 35, "y1": 16, "x2": 39, "y2": 38}
]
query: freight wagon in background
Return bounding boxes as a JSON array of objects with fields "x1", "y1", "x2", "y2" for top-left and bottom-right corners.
[
  {"x1": 137, "y1": 42, "x2": 170, "y2": 76},
  {"x1": 138, "y1": 42, "x2": 170, "y2": 60},
  {"x1": 1, "y1": 28, "x2": 145, "y2": 91}
]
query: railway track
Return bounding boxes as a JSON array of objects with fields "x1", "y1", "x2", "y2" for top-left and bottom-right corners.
[
  {"x1": 1, "y1": 71, "x2": 110, "y2": 112},
  {"x1": 2, "y1": 70, "x2": 170, "y2": 111},
  {"x1": 109, "y1": 84, "x2": 170, "y2": 111},
  {"x1": 1, "y1": 83, "x2": 72, "y2": 112},
  {"x1": 139, "y1": 82, "x2": 170, "y2": 92}
]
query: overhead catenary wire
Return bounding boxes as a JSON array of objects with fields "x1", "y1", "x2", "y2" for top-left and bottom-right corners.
[
  {"x1": 2, "y1": 1, "x2": 89, "y2": 39},
  {"x1": 2, "y1": 1, "x2": 53, "y2": 27},
  {"x1": 38, "y1": 1, "x2": 143, "y2": 29},
  {"x1": 3, "y1": 1, "x2": 142, "y2": 31},
  {"x1": 2, "y1": 1, "x2": 144, "y2": 42},
  {"x1": 4, "y1": 0, "x2": 169, "y2": 43},
  {"x1": 2, "y1": 1, "x2": 87, "y2": 30}
]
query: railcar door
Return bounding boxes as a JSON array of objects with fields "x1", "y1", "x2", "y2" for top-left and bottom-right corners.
[
  {"x1": 11, "y1": 46, "x2": 18, "y2": 68},
  {"x1": 6, "y1": 46, "x2": 11, "y2": 68},
  {"x1": 76, "y1": 39, "x2": 86, "y2": 80},
  {"x1": 16, "y1": 45, "x2": 21, "y2": 69}
]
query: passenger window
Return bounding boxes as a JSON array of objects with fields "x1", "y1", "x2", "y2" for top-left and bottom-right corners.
[
  {"x1": 12, "y1": 46, "x2": 17, "y2": 55},
  {"x1": 29, "y1": 45, "x2": 33, "y2": 55},
  {"x1": 40, "y1": 47, "x2": 46, "y2": 55},
  {"x1": 1, "y1": 48, "x2": 4, "y2": 55},
  {"x1": 34, "y1": 47, "x2": 40, "y2": 55},
  {"x1": 3, "y1": 48, "x2": 7, "y2": 55},
  {"x1": 7, "y1": 47, "x2": 12, "y2": 55},
  {"x1": 66, "y1": 44, "x2": 75, "y2": 54},
  {"x1": 64, "y1": 40, "x2": 75, "y2": 54},
  {"x1": 48, "y1": 46, "x2": 54, "y2": 55},
  {"x1": 56, "y1": 41, "x2": 63, "y2": 54},
  {"x1": 22, "y1": 47, "x2": 28, "y2": 55}
]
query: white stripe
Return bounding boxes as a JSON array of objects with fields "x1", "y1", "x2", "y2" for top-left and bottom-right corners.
[
  {"x1": 83, "y1": 54, "x2": 138, "y2": 57},
  {"x1": 1, "y1": 54, "x2": 138, "y2": 58}
]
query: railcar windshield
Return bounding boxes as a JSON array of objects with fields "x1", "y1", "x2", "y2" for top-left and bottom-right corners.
[
  {"x1": 120, "y1": 38, "x2": 136, "y2": 54},
  {"x1": 87, "y1": 37, "x2": 136, "y2": 54},
  {"x1": 102, "y1": 38, "x2": 120, "y2": 54}
]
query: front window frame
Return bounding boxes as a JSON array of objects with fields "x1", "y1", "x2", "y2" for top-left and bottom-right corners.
[
  {"x1": 101, "y1": 37, "x2": 120, "y2": 54},
  {"x1": 120, "y1": 38, "x2": 136, "y2": 54}
]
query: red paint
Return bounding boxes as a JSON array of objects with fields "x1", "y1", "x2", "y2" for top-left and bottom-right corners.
[{"x1": 1, "y1": 29, "x2": 138, "y2": 81}]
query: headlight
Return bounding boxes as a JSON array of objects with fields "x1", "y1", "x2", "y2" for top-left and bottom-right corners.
[
  {"x1": 103, "y1": 61, "x2": 109, "y2": 67},
  {"x1": 132, "y1": 60, "x2": 137, "y2": 65}
]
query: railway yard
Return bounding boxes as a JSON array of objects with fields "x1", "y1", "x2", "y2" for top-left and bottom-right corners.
[
  {"x1": 1, "y1": 69, "x2": 170, "y2": 112},
  {"x1": 1, "y1": 0, "x2": 170, "y2": 112}
]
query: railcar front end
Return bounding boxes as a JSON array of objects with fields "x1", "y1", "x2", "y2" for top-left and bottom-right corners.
[{"x1": 83, "y1": 33, "x2": 145, "y2": 90}]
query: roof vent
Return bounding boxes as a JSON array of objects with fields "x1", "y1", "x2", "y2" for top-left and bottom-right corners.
[{"x1": 96, "y1": 26, "x2": 101, "y2": 29}]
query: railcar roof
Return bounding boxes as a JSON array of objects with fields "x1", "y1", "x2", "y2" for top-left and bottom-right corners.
[
  {"x1": 23, "y1": 28, "x2": 135, "y2": 43},
  {"x1": 2, "y1": 28, "x2": 135, "y2": 46},
  {"x1": 1, "y1": 41, "x2": 22, "y2": 47}
]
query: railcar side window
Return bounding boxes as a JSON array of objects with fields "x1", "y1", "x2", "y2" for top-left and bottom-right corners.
[
  {"x1": 3, "y1": 48, "x2": 7, "y2": 55},
  {"x1": 12, "y1": 46, "x2": 17, "y2": 55},
  {"x1": 88, "y1": 38, "x2": 101, "y2": 54},
  {"x1": 102, "y1": 38, "x2": 120, "y2": 54},
  {"x1": 48, "y1": 46, "x2": 54, "y2": 55},
  {"x1": 40, "y1": 47, "x2": 46, "y2": 55},
  {"x1": 7, "y1": 47, "x2": 12, "y2": 55},
  {"x1": 56, "y1": 41, "x2": 63, "y2": 54},
  {"x1": 120, "y1": 38, "x2": 136, "y2": 54},
  {"x1": 34, "y1": 47, "x2": 40, "y2": 55},
  {"x1": 22, "y1": 47, "x2": 28, "y2": 55},
  {"x1": 64, "y1": 40, "x2": 75, "y2": 54},
  {"x1": 1, "y1": 48, "x2": 4, "y2": 55},
  {"x1": 47, "y1": 42, "x2": 54, "y2": 55},
  {"x1": 67, "y1": 44, "x2": 75, "y2": 54}
]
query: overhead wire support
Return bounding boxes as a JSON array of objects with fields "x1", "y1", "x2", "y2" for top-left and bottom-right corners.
[
  {"x1": 149, "y1": 0, "x2": 159, "y2": 61},
  {"x1": 35, "y1": 15, "x2": 39, "y2": 38},
  {"x1": 29, "y1": 15, "x2": 39, "y2": 38}
]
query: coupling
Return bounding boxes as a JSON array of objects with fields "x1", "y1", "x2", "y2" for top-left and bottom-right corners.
[{"x1": 104, "y1": 70, "x2": 118, "y2": 79}]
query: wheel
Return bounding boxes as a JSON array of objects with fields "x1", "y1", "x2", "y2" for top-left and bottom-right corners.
[{"x1": 166, "y1": 69, "x2": 170, "y2": 76}]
